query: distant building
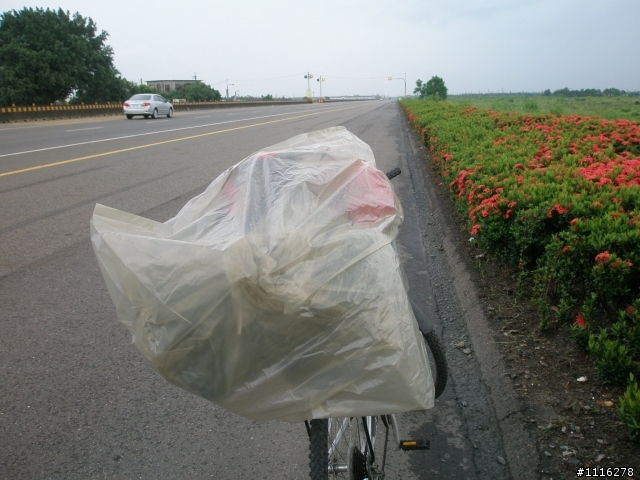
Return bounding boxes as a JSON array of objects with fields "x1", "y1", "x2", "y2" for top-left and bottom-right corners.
[{"x1": 146, "y1": 79, "x2": 202, "y2": 93}]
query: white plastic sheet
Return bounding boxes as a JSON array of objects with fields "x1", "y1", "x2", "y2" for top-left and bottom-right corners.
[{"x1": 91, "y1": 126, "x2": 434, "y2": 422}]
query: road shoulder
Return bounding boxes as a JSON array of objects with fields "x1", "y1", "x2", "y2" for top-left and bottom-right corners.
[{"x1": 400, "y1": 110, "x2": 539, "y2": 480}]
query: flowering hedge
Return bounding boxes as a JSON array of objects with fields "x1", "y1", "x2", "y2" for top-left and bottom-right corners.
[{"x1": 400, "y1": 99, "x2": 640, "y2": 385}]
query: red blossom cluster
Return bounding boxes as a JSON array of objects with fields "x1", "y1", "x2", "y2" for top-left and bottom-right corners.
[
  {"x1": 547, "y1": 203, "x2": 569, "y2": 218},
  {"x1": 578, "y1": 158, "x2": 640, "y2": 187},
  {"x1": 595, "y1": 251, "x2": 611, "y2": 264},
  {"x1": 595, "y1": 251, "x2": 633, "y2": 269}
]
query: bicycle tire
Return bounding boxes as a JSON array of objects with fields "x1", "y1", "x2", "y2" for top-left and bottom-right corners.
[
  {"x1": 309, "y1": 419, "x2": 329, "y2": 480},
  {"x1": 423, "y1": 330, "x2": 448, "y2": 399}
]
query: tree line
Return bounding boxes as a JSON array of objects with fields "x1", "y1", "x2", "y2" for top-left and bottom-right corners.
[
  {"x1": 122, "y1": 82, "x2": 222, "y2": 104},
  {"x1": 0, "y1": 7, "x2": 221, "y2": 106},
  {"x1": 544, "y1": 87, "x2": 639, "y2": 97}
]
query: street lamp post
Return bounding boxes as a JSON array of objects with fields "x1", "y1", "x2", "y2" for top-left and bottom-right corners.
[
  {"x1": 316, "y1": 75, "x2": 325, "y2": 100},
  {"x1": 226, "y1": 80, "x2": 234, "y2": 100},
  {"x1": 388, "y1": 73, "x2": 407, "y2": 97},
  {"x1": 304, "y1": 72, "x2": 314, "y2": 99}
]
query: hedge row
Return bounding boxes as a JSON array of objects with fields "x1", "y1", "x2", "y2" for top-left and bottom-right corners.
[
  {"x1": 401, "y1": 100, "x2": 640, "y2": 392},
  {"x1": 400, "y1": 98, "x2": 640, "y2": 437}
]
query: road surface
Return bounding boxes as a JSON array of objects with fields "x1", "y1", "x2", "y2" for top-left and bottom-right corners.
[{"x1": 0, "y1": 102, "x2": 532, "y2": 479}]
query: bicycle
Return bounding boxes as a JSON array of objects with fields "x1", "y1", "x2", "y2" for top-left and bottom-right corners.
[
  {"x1": 304, "y1": 168, "x2": 449, "y2": 480},
  {"x1": 91, "y1": 130, "x2": 448, "y2": 478}
]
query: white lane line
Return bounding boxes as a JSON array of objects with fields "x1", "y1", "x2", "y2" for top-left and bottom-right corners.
[
  {"x1": 147, "y1": 120, "x2": 169, "y2": 123},
  {"x1": 0, "y1": 106, "x2": 346, "y2": 159},
  {"x1": 66, "y1": 127, "x2": 104, "y2": 132},
  {"x1": 195, "y1": 116, "x2": 210, "y2": 119}
]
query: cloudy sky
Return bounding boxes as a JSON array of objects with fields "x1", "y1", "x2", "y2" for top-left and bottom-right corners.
[{"x1": 2, "y1": 0, "x2": 639, "y2": 98}]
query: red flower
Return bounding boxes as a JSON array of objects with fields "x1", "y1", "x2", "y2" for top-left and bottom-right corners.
[
  {"x1": 548, "y1": 203, "x2": 569, "y2": 218},
  {"x1": 562, "y1": 246, "x2": 572, "y2": 253},
  {"x1": 575, "y1": 313, "x2": 586, "y2": 328},
  {"x1": 470, "y1": 224, "x2": 480, "y2": 235},
  {"x1": 595, "y1": 251, "x2": 610, "y2": 263},
  {"x1": 627, "y1": 306, "x2": 636, "y2": 314}
]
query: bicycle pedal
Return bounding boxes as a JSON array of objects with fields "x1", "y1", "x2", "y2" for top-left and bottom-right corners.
[{"x1": 399, "y1": 439, "x2": 430, "y2": 451}]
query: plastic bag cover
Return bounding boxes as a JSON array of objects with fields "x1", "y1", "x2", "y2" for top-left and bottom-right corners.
[{"x1": 91, "y1": 126, "x2": 434, "y2": 422}]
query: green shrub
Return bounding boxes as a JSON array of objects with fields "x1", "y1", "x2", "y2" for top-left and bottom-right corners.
[
  {"x1": 589, "y1": 301, "x2": 640, "y2": 384},
  {"x1": 588, "y1": 326, "x2": 636, "y2": 385},
  {"x1": 570, "y1": 320, "x2": 591, "y2": 351},
  {"x1": 617, "y1": 374, "x2": 640, "y2": 441}
]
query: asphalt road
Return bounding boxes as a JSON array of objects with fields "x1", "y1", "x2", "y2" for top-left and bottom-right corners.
[{"x1": 0, "y1": 102, "x2": 528, "y2": 479}]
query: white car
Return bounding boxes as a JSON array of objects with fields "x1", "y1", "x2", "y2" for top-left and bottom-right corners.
[{"x1": 123, "y1": 94, "x2": 173, "y2": 119}]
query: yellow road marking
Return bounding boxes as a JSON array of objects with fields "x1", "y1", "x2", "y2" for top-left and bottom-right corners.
[{"x1": 0, "y1": 106, "x2": 357, "y2": 178}]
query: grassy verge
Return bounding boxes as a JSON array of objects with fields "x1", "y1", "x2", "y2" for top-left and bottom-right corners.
[
  {"x1": 448, "y1": 95, "x2": 640, "y2": 122},
  {"x1": 400, "y1": 98, "x2": 640, "y2": 439}
]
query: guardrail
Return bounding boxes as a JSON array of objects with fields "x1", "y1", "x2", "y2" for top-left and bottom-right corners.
[
  {"x1": 1, "y1": 103, "x2": 121, "y2": 123},
  {"x1": 0, "y1": 99, "x2": 315, "y2": 123}
]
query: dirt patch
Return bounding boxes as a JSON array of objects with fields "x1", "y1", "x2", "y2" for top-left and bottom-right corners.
[{"x1": 426, "y1": 159, "x2": 639, "y2": 478}]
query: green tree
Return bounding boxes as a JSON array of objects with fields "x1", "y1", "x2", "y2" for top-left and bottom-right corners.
[
  {"x1": 127, "y1": 83, "x2": 159, "y2": 95},
  {"x1": 603, "y1": 88, "x2": 622, "y2": 97},
  {"x1": 171, "y1": 82, "x2": 221, "y2": 102},
  {"x1": 414, "y1": 76, "x2": 448, "y2": 100},
  {"x1": 69, "y1": 76, "x2": 137, "y2": 104},
  {"x1": 0, "y1": 7, "x2": 121, "y2": 105}
]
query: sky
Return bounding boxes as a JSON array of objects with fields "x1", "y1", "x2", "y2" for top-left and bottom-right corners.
[{"x1": 1, "y1": 0, "x2": 639, "y2": 98}]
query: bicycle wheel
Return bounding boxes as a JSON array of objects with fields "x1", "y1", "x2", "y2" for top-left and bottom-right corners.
[
  {"x1": 308, "y1": 417, "x2": 381, "y2": 480},
  {"x1": 423, "y1": 330, "x2": 448, "y2": 399}
]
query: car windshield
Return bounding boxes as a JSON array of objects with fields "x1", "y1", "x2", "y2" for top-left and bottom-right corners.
[{"x1": 130, "y1": 94, "x2": 152, "y2": 101}]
